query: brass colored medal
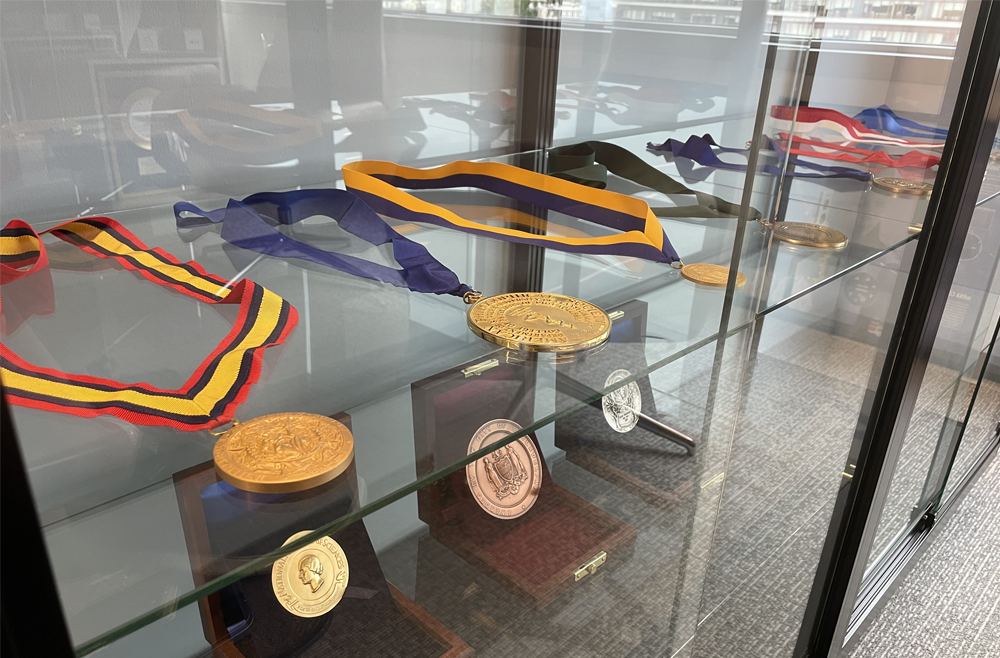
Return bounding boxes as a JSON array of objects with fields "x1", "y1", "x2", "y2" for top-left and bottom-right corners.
[
  {"x1": 467, "y1": 292, "x2": 611, "y2": 353},
  {"x1": 872, "y1": 177, "x2": 934, "y2": 196},
  {"x1": 771, "y1": 222, "x2": 848, "y2": 249},
  {"x1": 272, "y1": 531, "x2": 349, "y2": 618},
  {"x1": 466, "y1": 419, "x2": 541, "y2": 519},
  {"x1": 213, "y1": 413, "x2": 354, "y2": 493},
  {"x1": 680, "y1": 263, "x2": 746, "y2": 288},
  {"x1": 603, "y1": 369, "x2": 641, "y2": 433}
]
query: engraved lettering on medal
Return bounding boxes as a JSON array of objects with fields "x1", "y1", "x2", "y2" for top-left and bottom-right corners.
[
  {"x1": 602, "y1": 369, "x2": 641, "y2": 433},
  {"x1": 465, "y1": 419, "x2": 541, "y2": 519}
]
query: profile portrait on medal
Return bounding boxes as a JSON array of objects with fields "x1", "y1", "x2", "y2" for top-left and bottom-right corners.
[{"x1": 298, "y1": 554, "x2": 325, "y2": 593}]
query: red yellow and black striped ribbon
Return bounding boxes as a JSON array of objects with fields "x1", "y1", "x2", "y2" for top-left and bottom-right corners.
[{"x1": 0, "y1": 217, "x2": 298, "y2": 430}]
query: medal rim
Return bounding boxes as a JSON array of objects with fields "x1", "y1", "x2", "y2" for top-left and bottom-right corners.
[
  {"x1": 465, "y1": 419, "x2": 542, "y2": 520},
  {"x1": 213, "y1": 412, "x2": 355, "y2": 494},
  {"x1": 771, "y1": 221, "x2": 849, "y2": 249},
  {"x1": 271, "y1": 530, "x2": 349, "y2": 618},
  {"x1": 680, "y1": 263, "x2": 747, "y2": 288},
  {"x1": 602, "y1": 368, "x2": 641, "y2": 434},
  {"x1": 467, "y1": 292, "x2": 611, "y2": 353},
  {"x1": 872, "y1": 177, "x2": 934, "y2": 196}
]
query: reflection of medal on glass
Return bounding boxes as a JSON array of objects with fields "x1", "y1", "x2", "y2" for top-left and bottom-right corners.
[
  {"x1": 842, "y1": 272, "x2": 878, "y2": 306},
  {"x1": 212, "y1": 412, "x2": 355, "y2": 493},
  {"x1": 602, "y1": 369, "x2": 641, "y2": 433},
  {"x1": 872, "y1": 177, "x2": 934, "y2": 196},
  {"x1": 465, "y1": 419, "x2": 541, "y2": 519},
  {"x1": 771, "y1": 222, "x2": 848, "y2": 249},
  {"x1": 272, "y1": 531, "x2": 349, "y2": 618}
]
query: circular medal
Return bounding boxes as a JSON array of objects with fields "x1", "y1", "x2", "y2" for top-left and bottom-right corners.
[
  {"x1": 771, "y1": 222, "x2": 848, "y2": 249},
  {"x1": 272, "y1": 531, "x2": 349, "y2": 618},
  {"x1": 467, "y1": 292, "x2": 611, "y2": 353},
  {"x1": 872, "y1": 177, "x2": 934, "y2": 196},
  {"x1": 465, "y1": 419, "x2": 541, "y2": 519},
  {"x1": 213, "y1": 413, "x2": 354, "y2": 493},
  {"x1": 602, "y1": 369, "x2": 641, "y2": 433},
  {"x1": 680, "y1": 263, "x2": 747, "y2": 288}
]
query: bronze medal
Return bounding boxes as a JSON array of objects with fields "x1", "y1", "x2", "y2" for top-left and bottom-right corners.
[
  {"x1": 467, "y1": 292, "x2": 611, "y2": 353},
  {"x1": 872, "y1": 177, "x2": 934, "y2": 196},
  {"x1": 271, "y1": 531, "x2": 349, "y2": 618},
  {"x1": 680, "y1": 263, "x2": 747, "y2": 288},
  {"x1": 771, "y1": 222, "x2": 848, "y2": 249},
  {"x1": 465, "y1": 419, "x2": 542, "y2": 519},
  {"x1": 213, "y1": 413, "x2": 355, "y2": 493}
]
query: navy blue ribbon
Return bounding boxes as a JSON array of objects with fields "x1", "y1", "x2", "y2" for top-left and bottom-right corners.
[
  {"x1": 175, "y1": 190, "x2": 474, "y2": 298},
  {"x1": 646, "y1": 134, "x2": 874, "y2": 181},
  {"x1": 852, "y1": 105, "x2": 948, "y2": 140}
]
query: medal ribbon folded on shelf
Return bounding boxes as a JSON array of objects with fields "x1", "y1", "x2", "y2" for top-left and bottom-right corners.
[
  {"x1": 772, "y1": 133, "x2": 942, "y2": 169},
  {"x1": 545, "y1": 140, "x2": 760, "y2": 220},
  {"x1": 852, "y1": 104, "x2": 949, "y2": 140},
  {"x1": 176, "y1": 189, "x2": 476, "y2": 299},
  {"x1": 0, "y1": 218, "x2": 297, "y2": 430},
  {"x1": 770, "y1": 105, "x2": 947, "y2": 149},
  {"x1": 341, "y1": 158, "x2": 682, "y2": 265},
  {"x1": 646, "y1": 133, "x2": 875, "y2": 181}
]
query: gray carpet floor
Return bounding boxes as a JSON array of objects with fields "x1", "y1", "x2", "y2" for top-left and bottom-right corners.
[{"x1": 848, "y1": 453, "x2": 1000, "y2": 658}]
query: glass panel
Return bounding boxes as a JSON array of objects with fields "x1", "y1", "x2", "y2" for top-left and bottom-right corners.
[{"x1": 864, "y1": 115, "x2": 1000, "y2": 573}]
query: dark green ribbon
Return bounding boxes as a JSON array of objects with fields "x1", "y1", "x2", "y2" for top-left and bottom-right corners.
[{"x1": 547, "y1": 141, "x2": 760, "y2": 220}]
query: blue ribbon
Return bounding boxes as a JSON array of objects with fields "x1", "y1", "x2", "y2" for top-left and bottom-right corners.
[
  {"x1": 852, "y1": 105, "x2": 949, "y2": 140},
  {"x1": 646, "y1": 134, "x2": 874, "y2": 181},
  {"x1": 175, "y1": 189, "x2": 473, "y2": 299}
]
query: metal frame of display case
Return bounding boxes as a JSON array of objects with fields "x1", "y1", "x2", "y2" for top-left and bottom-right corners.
[{"x1": 3, "y1": 4, "x2": 1000, "y2": 658}]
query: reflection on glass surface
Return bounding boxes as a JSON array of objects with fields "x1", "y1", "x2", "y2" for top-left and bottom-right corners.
[{"x1": 0, "y1": 1, "x2": 987, "y2": 657}]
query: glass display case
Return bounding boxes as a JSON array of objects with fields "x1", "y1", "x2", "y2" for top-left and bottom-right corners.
[{"x1": 2, "y1": 2, "x2": 998, "y2": 657}]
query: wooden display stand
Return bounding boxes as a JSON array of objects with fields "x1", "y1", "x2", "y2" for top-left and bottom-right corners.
[
  {"x1": 412, "y1": 354, "x2": 637, "y2": 609},
  {"x1": 173, "y1": 414, "x2": 472, "y2": 658}
]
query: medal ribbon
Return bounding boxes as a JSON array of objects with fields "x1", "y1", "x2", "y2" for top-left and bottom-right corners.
[
  {"x1": 342, "y1": 158, "x2": 681, "y2": 265},
  {"x1": 853, "y1": 104, "x2": 949, "y2": 139},
  {"x1": 770, "y1": 106, "x2": 946, "y2": 149},
  {"x1": 546, "y1": 140, "x2": 759, "y2": 220},
  {"x1": 175, "y1": 189, "x2": 475, "y2": 299},
  {"x1": 646, "y1": 134, "x2": 874, "y2": 181},
  {"x1": 0, "y1": 218, "x2": 297, "y2": 430},
  {"x1": 773, "y1": 133, "x2": 941, "y2": 169}
]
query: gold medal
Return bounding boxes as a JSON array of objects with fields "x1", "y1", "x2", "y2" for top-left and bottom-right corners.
[
  {"x1": 213, "y1": 413, "x2": 354, "y2": 493},
  {"x1": 680, "y1": 263, "x2": 747, "y2": 288},
  {"x1": 771, "y1": 222, "x2": 848, "y2": 249},
  {"x1": 272, "y1": 531, "x2": 349, "y2": 618},
  {"x1": 467, "y1": 292, "x2": 611, "y2": 353},
  {"x1": 465, "y1": 419, "x2": 541, "y2": 519},
  {"x1": 872, "y1": 177, "x2": 934, "y2": 196}
]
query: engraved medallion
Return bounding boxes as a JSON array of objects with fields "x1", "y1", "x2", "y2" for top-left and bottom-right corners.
[
  {"x1": 213, "y1": 413, "x2": 354, "y2": 493},
  {"x1": 465, "y1": 419, "x2": 542, "y2": 519},
  {"x1": 771, "y1": 222, "x2": 848, "y2": 249},
  {"x1": 602, "y1": 369, "x2": 641, "y2": 433},
  {"x1": 271, "y1": 530, "x2": 349, "y2": 618},
  {"x1": 467, "y1": 292, "x2": 611, "y2": 353},
  {"x1": 680, "y1": 263, "x2": 747, "y2": 288},
  {"x1": 872, "y1": 177, "x2": 934, "y2": 196}
]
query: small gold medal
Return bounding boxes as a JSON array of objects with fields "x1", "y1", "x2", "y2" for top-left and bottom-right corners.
[
  {"x1": 467, "y1": 292, "x2": 611, "y2": 353},
  {"x1": 771, "y1": 222, "x2": 848, "y2": 249},
  {"x1": 680, "y1": 263, "x2": 746, "y2": 288},
  {"x1": 213, "y1": 413, "x2": 354, "y2": 493},
  {"x1": 872, "y1": 177, "x2": 934, "y2": 196},
  {"x1": 466, "y1": 419, "x2": 542, "y2": 519},
  {"x1": 272, "y1": 531, "x2": 349, "y2": 618}
]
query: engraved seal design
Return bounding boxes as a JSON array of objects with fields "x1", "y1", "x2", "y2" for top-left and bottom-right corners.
[
  {"x1": 271, "y1": 530, "x2": 349, "y2": 618},
  {"x1": 872, "y1": 177, "x2": 934, "y2": 196},
  {"x1": 466, "y1": 419, "x2": 542, "y2": 519},
  {"x1": 771, "y1": 222, "x2": 848, "y2": 249},
  {"x1": 680, "y1": 263, "x2": 747, "y2": 288},
  {"x1": 213, "y1": 413, "x2": 354, "y2": 493},
  {"x1": 467, "y1": 292, "x2": 611, "y2": 353},
  {"x1": 602, "y1": 369, "x2": 642, "y2": 433}
]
